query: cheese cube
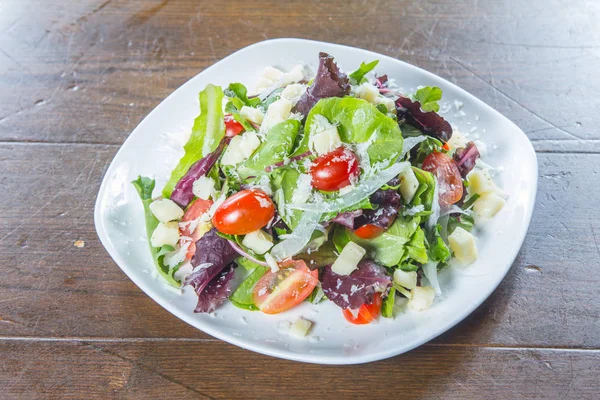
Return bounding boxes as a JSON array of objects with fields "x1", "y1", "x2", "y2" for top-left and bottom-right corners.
[
  {"x1": 192, "y1": 176, "x2": 216, "y2": 200},
  {"x1": 289, "y1": 318, "x2": 313, "y2": 337},
  {"x1": 239, "y1": 131, "x2": 261, "y2": 159},
  {"x1": 281, "y1": 83, "x2": 307, "y2": 105},
  {"x1": 473, "y1": 192, "x2": 505, "y2": 218},
  {"x1": 150, "y1": 222, "x2": 180, "y2": 247},
  {"x1": 377, "y1": 96, "x2": 396, "y2": 112},
  {"x1": 281, "y1": 64, "x2": 305, "y2": 85},
  {"x1": 393, "y1": 269, "x2": 417, "y2": 290},
  {"x1": 448, "y1": 227, "x2": 477, "y2": 265},
  {"x1": 240, "y1": 106, "x2": 264, "y2": 125},
  {"x1": 331, "y1": 242, "x2": 366, "y2": 275},
  {"x1": 399, "y1": 168, "x2": 419, "y2": 203},
  {"x1": 467, "y1": 169, "x2": 497, "y2": 195},
  {"x1": 407, "y1": 286, "x2": 436, "y2": 311},
  {"x1": 263, "y1": 66, "x2": 284, "y2": 81},
  {"x1": 242, "y1": 230, "x2": 274, "y2": 255},
  {"x1": 309, "y1": 127, "x2": 342, "y2": 156},
  {"x1": 149, "y1": 199, "x2": 184, "y2": 223},
  {"x1": 221, "y1": 131, "x2": 261, "y2": 166},
  {"x1": 447, "y1": 130, "x2": 467, "y2": 151},
  {"x1": 262, "y1": 98, "x2": 292, "y2": 130},
  {"x1": 355, "y1": 82, "x2": 379, "y2": 103}
]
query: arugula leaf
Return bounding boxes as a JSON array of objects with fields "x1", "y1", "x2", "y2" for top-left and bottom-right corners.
[
  {"x1": 381, "y1": 287, "x2": 396, "y2": 318},
  {"x1": 238, "y1": 120, "x2": 301, "y2": 179},
  {"x1": 163, "y1": 85, "x2": 225, "y2": 198},
  {"x1": 348, "y1": 60, "x2": 379, "y2": 85},
  {"x1": 229, "y1": 265, "x2": 269, "y2": 311},
  {"x1": 412, "y1": 86, "x2": 443, "y2": 112},
  {"x1": 132, "y1": 176, "x2": 180, "y2": 287},
  {"x1": 224, "y1": 83, "x2": 261, "y2": 107},
  {"x1": 295, "y1": 97, "x2": 403, "y2": 167}
]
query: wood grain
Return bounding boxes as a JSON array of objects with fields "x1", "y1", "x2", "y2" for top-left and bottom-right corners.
[{"x1": 1, "y1": 0, "x2": 599, "y2": 397}]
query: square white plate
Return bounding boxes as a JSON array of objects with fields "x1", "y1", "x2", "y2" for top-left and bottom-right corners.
[{"x1": 94, "y1": 38, "x2": 537, "y2": 364}]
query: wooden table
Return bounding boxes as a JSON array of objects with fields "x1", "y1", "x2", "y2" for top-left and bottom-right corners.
[{"x1": 1, "y1": 0, "x2": 599, "y2": 398}]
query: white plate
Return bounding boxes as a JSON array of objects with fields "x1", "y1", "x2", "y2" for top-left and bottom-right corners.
[{"x1": 95, "y1": 38, "x2": 537, "y2": 364}]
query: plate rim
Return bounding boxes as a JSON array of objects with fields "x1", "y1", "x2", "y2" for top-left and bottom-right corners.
[{"x1": 94, "y1": 37, "x2": 538, "y2": 364}]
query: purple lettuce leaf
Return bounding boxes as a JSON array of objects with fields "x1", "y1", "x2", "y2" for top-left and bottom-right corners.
[
  {"x1": 293, "y1": 52, "x2": 351, "y2": 116},
  {"x1": 321, "y1": 260, "x2": 392, "y2": 309},
  {"x1": 170, "y1": 137, "x2": 229, "y2": 208},
  {"x1": 396, "y1": 96, "x2": 453, "y2": 142},
  {"x1": 184, "y1": 228, "x2": 238, "y2": 313},
  {"x1": 331, "y1": 209, "x2": 363, "y2": 229},
  {"x1": 192, "y1": 264, "x2": 235, "y2": 313},
  {"x1": 354, "y1": 189, "x2": 401, "y2": 230},
  {"x1": 453, "y1": 141, "x2": 480, "y2": 177}
]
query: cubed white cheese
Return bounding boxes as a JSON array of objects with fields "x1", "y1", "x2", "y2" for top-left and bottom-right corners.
[
  {"x1": 242, "y1": 230, "x2": 274, "y2": 255},
  {"x1": 377, "y1": 96, "x2": 396, "y2": 112},
  {"x1": 355, "y1": 82, "x2": 379, "y2": 103},
  {"x1": 467, "y1": 169, "x2": 497, "y2": 195},
  {"x1": 150, "y1": 222, "x2": 180, "y2": 247},
  {"x1": 473, "y1": 192, "x2": 505, "y2": 218},
  {"x1": 289, "y1": 318, "x2": 313, "y2": 337},
  {"x1": 264, "y1": 252, "x2": 280, "y2": 273},
  {"x1": 240, "y1": 106, "x2": 264, "y2": 125},
  {"x1": 393, "y1": 269, "x2": 417, "y2": 290},
  {"x1": 407, "y1": 286, "x2": 436, "y2": 311},
  {"x1": 448, "y1": 227, "x2": 477, "y2": 264},
  {"x1": 331, "y1": 242, "x2": 366, "y2": 275},
  {"x1": 309, "y1": 127, "x2": 342, "y2": 156},
  {"x1": 281, "y1": 64, "x2": 305, "y2": 85},
  {"x1": 399, "y1": 168, "x2": 419, "y2": 203},
  {"x1": 281, "y1": 83, "x2": 307, "y2": 105},
  {"x1": 149, "y1": 199, "x2": 184, "y2": 223},
  {"x1": 220, "y1": 131, "x2": 261, "y2": 166},
  {"x1": 447, "y1": 130, "x2": 468, "y2": 150},
  {"x1": 192, "y1": 176, "x2": 216, "y2": 200},
  {"x1": 262, "y1": 98, "x2": 292, "y2": 130},
  {"x1": 263, "y1": 66, "x2": 284, "y2": 81}
]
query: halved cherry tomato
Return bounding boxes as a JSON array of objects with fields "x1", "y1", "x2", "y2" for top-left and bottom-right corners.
[
  {"x1": 342, "y1": 293, "x2": 382, "y2": 325},
  {"x1": 252, "y1": 260, "x2": 319, "y2": 314},
  {"x1": 310, "y1": 147, "x2": 359, "y2": 191},
  {"x1": 422, "y1": 151, "x2": 463, "y2": 207},
  {"x1": 212, "y1": 189, "x2": 275, "y2": 235},
  {"x1": 224, "y1": 114, "x2": 244, "y2": 137},
  {"x1": 180, "y1": 198, "x2": 213, "y2": 260},
  {"x1": 354, "y1": 223, "x2": 385, "y2": 239}
]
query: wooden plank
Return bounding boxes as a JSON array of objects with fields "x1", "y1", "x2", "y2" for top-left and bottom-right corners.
[
  {"x1": 0, "y1": 0, "x2": 598, "y2": 151},
  {"x1": 0, "y1": 143, "x2": 598, "y2": 347},
  {"x1": 0, "y1": 340, "x2": 598, "y2": 399}
]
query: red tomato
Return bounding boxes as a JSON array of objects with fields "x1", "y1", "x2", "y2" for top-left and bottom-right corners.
[
  {"x1": 252, "y1": 260, "x2": 319, "y2": 314},
  {"x1": 310, "y1": 147, "x2": 359, "y2": 191},
  {"x1": 180, "y1": 198, "x2": 213, "y2": 260},
  {"x1": 212, "y1": 189, "x2": 275, "y2": 235},
  {"x1": 422, "y1": 152, "x2": 463, "y2": 207},
  {"x1": 354, "y1": 223, "x2": 385, "y2": 239},
  {"x1": 342, "y1": 293, "x2": 383, "y2": 325},
  {"x1": 224, "y1": 114, "x2": 244, "y2": 137}
]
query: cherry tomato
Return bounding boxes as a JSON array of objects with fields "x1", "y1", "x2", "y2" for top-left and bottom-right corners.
[
  {"x1": 224, "y1": 114, "x2": 244, "y2": 137},
  {"x1": 212, "y1": 189, "x2": 275, "y2": 235},
  {"x1": 310, "y1": 147, "x2": 359, "y2": 191},
  {"x1": 252, "y1": 260, "x2": 319, "y2": 314},
  {"x1": 422, "y1": 151, "x2": 463, "y2": 207},
  {"x1": 180, "y1": 198, "x2": 213, "y2": 260},
  {"x1": 353, "y1": 223, "x2": 385, "y2": 239},
  {"x1": 342, "y1": 293, "x2": 382, "y2": 325}
]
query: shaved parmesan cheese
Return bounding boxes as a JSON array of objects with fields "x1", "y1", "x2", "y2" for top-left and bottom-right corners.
[
  {"x1": 426, "y1": 176, "x2": 441, "y2": 230},
  {"x1": 164, "y1": 241, "x2": 191, "y2": 268},
  {"x1": 192, "y1": 176, "x2": 216, "y2": 200},
  {"x1": 291, "y1": 174, "x2": 313, "y2": 204},
  {"x1": 149, "y1": 199, "x2": 184, "y2": 223},
  {"x1": 240, "y1": 106, "x2": 264, "y2": 125},
  {"x1": 150, "y1": 222, "x2": 180, "y2": 247},
  {"x1": 399, "y1": 136, "x2": 427, "y2": 160},
  {"x1": 270, "y1": 211, "x2": 323, "y2": 261},
  {"x1": 422, "y1": 262, "x2": 441, "y2": 295}
]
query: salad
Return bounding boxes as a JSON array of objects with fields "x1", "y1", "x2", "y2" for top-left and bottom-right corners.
[{"x1": 133, "y1": 52, "x2": 505, "y2": 331}]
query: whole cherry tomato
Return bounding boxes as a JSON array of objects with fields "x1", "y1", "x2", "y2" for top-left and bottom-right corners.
[
  {"x1": 310, "y1": 147, "x2": 359, "y2": 191},
  {"x1": 212, "y1": 189, "x2": 275, "y2": 235}
]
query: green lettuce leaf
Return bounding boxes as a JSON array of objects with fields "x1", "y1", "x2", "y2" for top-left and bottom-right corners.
[
  {"x1": 229, "y1": 265, "x2": 269, "y2": 311},
  {"x1": 238, "y1": 120, "x2": 300, "y2": 179},
  {"x1": 348, "y1": 60, "x2": 379, "y2": 85},
  {"x1": 224, "y1": 83, "x2": 261, "y2": 108},
  {"x1": 163, "y1": 85, "x2": 225, "y2": 198},
  {"x1": 411, "y1": 167, "x2": 435, "y2": 211},
  {"x1": 271, "y1": 167, "x2": 303, "y2": 229},
  {"x1": 412, "y1": 86, "x2": 443, "y2": 112},
  {"x1": 404, "y1": 227, "x2": 428, "y2": 264},
  {"x1": 132, "y1": 176, "x2": 180, "y2": 287},
  {"x1": 428, "y1": 224, "x2": 451, "y2": 263},
  {"x1": 381, "y1": 287, "x2": 396, "y2": 318},
  {"x1": 294, "y1": 97, "x2": 403, "y2": 167}
]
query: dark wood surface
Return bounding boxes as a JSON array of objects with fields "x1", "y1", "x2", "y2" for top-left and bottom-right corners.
[{"x1": 1, "y1": 0, "x2": 598, "y2": 398}]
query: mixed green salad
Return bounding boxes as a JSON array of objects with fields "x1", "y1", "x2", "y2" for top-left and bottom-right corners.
[{"x1": 133, "y1": 52, "x2": 505, "y2": 331}]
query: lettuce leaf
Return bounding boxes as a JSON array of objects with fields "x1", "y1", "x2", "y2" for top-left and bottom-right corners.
[
  {"x1": 412, "y1": 86, "x2": 443, "y2": 112},
  {"x1": 224, "y1": 83, "x2": 261, "y2": 108},
  {"x1": 348, "y1": 60, "x2": 379, "y2": 85},
  {"x1": 428, "y1": 224, "x2": 451, "y2": 263},
  {"x1": 229, "y1": 265, "x2": 269, "y2": 311},
  {"x1": 238, "y1": 120, "x2": 300, "y2": 179},
  {"x1": 163, "y1": 84, "x2": 225, "y2": 198},
  {"x1": 131, "y1": 176, "x2": 180, "y2": 287},
  {"x1": 381, "y1": 287, "x2": 396, "y2": 318},
  {"x1": 410, "y1": 167, "x2": 435, "y2": 211},
  {"x1": 404, "y1": 227, "x2": 428, "y2": 264}
]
